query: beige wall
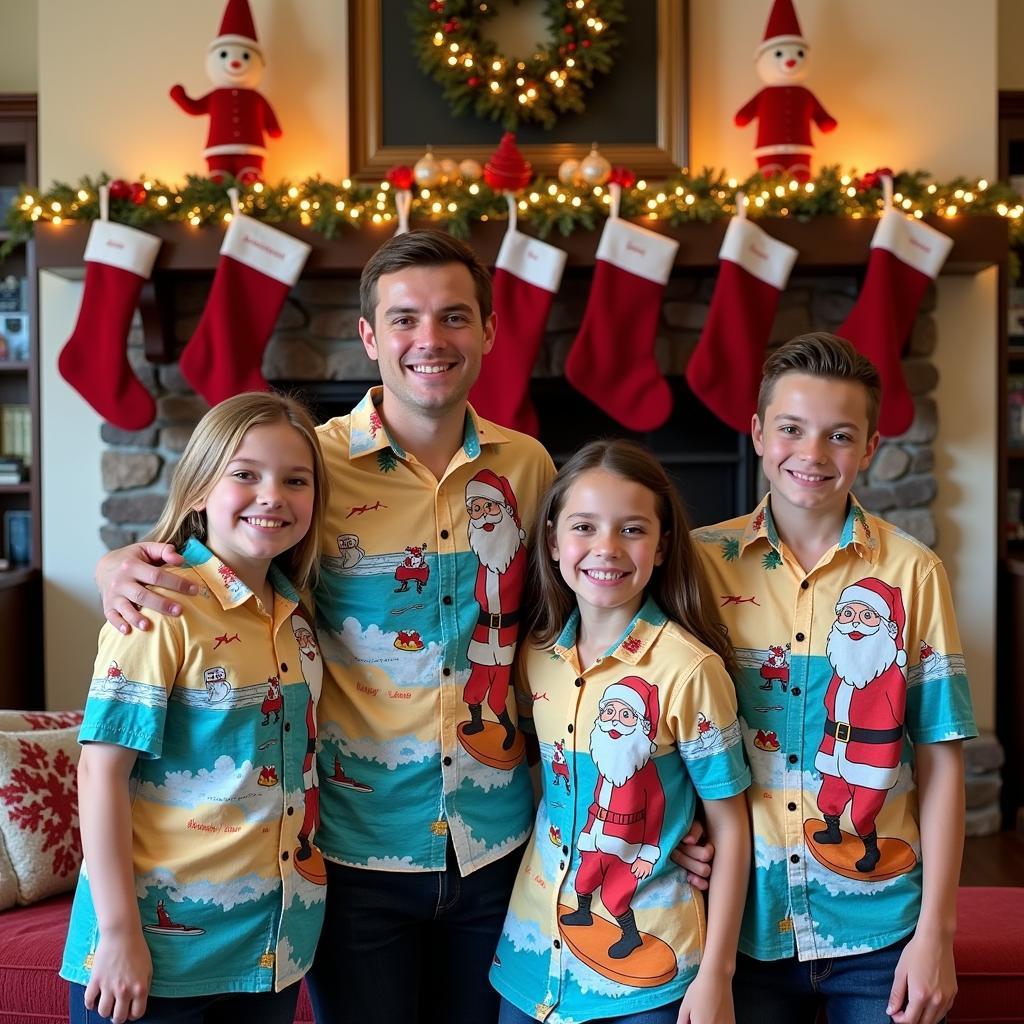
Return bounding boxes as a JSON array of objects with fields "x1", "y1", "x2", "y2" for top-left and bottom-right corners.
[
  {"x1": 30, "y1": 0, "x2": 1001, "y2": 725},
  {"x1": 0, "y1": 0, "x2": 38, "y2": 92}
]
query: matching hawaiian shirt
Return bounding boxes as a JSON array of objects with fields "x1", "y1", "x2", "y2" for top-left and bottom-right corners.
[
  {"x1": 313, "y1": 388, "x2": 556, "y2": 874},
  {"x1": 61, "y1": 538, "x2": 327, "y2": 998},
  {"x1": 693, "y1": 496, "x2": 977, "y2": 963},
  {"x1": 491, "y1": 597, "x2": 750, "y2": 1023}
]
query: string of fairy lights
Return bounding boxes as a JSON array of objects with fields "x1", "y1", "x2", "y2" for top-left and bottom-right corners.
[{"x1": 3, "y1": 166, "x2": 1022, "y2": 260}]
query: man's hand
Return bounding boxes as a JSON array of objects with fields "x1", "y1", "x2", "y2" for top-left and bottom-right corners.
[
  {"x1": 671, "y1": 818, "x2": 715, "y2": 891},
  {"x1": 887, "y1": 933, "x2": 957, "y2": 1024},
  {"x1": 97, "y1": 542, "x2": 196, "y2": 634}
]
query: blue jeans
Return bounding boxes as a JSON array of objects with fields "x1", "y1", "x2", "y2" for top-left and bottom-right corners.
[
  {"x1": 306, "y1": 839, "x2": 520, "y2": 1024},
  {"x1": 68, "y1": 981, "x2": 300, "y2": 1024},
  {"x1": 733, "y1": 935, "x2": 940, "y2": 1024},
  {"x1": 499, "y1": 996, "x2": 682, "y2": 1024}
]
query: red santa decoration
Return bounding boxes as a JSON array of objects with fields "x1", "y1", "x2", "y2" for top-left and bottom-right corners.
[
  {"x1": 734, "y1": 0, "x2": 837, "y2": 182},
  {"x1": 560, "y1": 677, "x2": 666, "y2": 960},
  {"x1": 170, "y1": 0, "x2": 282, "y2": 183},
  {"x1": 759, "y1": 643, "x2": 790, "y2": 692},
  {"x1": 813, "y1": 577, "x2": 907, "y2": 873},
  {"x1": 260, "y1": 674, "x2": 283, "y2": 725},
  {"x1": 394, "y1": 543, "x2": 430, "y2": 594},
  {"x1": 462, "y1": 468, "x2": 528, "y2": 751}
]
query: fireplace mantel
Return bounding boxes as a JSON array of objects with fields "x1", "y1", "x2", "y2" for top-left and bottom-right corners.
[{"x1": 34, "y1": 215, "x2": 1008, "y2": 363}]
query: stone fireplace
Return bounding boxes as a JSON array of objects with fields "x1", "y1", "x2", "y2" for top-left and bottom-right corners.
[{"x1": 98, "y1": 268, "x2": 941, "y2": 549}]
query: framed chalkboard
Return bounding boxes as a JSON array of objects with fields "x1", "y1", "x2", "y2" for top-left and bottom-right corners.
[{"x1": 349, "y1": 0, "x2": 688, "y2": 179}]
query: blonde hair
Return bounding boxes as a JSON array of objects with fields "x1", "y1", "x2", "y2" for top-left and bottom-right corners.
[
  {"x1": 526, "y1": 439, "x2": 736, "y2": 674},
  {"x1": 147, "y1": 393, "x2": 329, "y2": 591}
]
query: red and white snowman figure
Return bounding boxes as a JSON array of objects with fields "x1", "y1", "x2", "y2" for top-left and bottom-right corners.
[
  {"x1": 734, "y1": 0, "x2": 837, "y2": 182},
  {"x1": 169, "y1": 0, "x2": 282, "y2": 184}
]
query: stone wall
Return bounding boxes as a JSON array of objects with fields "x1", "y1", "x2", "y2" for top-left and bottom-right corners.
[{"x1": 99, "y1": 272, "x2": 941, "y2": 549}]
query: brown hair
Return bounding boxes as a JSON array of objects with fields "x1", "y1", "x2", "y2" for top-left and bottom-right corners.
[
  {"x1": 526, "y1": 439, "x2": 736, "y2": 673},
  {"x1": 359, "y1": 228, "x2": 493, "y2": 326},
  {"x1": 757, "y1": 332, "x2": 882, "y2": 436},
  {"x1": 147, "y1": 392, "x2": 329, "y2": 591}
]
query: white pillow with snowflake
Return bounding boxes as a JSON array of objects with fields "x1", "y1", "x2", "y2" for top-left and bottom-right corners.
[{"x1": 0, "y1": 723, "x2": 82, "y2": 908}]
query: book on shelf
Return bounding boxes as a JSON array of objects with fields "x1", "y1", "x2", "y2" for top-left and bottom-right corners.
[{"x1": 0, "y1": 405, "x2": 31, "y2": 465}]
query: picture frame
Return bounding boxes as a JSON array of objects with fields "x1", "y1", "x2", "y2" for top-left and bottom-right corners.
[
  {"x1": 2, "y1": 509, "x2": 31, "y2": 567},
  {"x1": 348, "y1": 0, "x2": 689, "y2": 179}
]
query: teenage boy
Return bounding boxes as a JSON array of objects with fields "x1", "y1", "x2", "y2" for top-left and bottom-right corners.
[
  {"x1": 693, "y1": 333, "x2": 976, "y2": 1024},
  {"x1": 95, "y1": 229, "x2": 711, "y2": 1024}
]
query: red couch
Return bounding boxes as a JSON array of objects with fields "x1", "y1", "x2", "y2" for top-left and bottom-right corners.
[{"x1": 1, "y1": 888, "x2": 1021, "y2": 1023}]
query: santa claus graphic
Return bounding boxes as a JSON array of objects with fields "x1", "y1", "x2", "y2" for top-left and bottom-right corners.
[
  {"x1": 462, "y1": 469, "x2": 527, "y2": 751},
  {"x1": 560, "y1": 677, "x2": 665, "y2": 960},
  {"x1": 813, "y1": 577, "x2": 907, "y2": 873},
  {"x1": 394, "y1": 543, "x2": 430, "y2": 594},
  {"x1": 759, "y1": 643, "x2": 790, "y2": 691},
  {"x1": 291, "y1": 609, "x2": 324, "y2": 878}
]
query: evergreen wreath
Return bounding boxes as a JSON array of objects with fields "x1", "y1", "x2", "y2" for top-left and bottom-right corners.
[{"x1": 410, "y1": 0, "x2": 624, "y2": 130}]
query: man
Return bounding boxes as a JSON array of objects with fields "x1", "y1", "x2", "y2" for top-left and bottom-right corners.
[{"x1": 97, "y1": 230, "x2": 711, "y2": 1023}]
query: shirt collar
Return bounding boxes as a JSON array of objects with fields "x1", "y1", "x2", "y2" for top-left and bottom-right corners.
[
  {"x1": 346, "y1": 386, "x2": 508, "y2": 463},
  {"x1": 739, "y1": 494, "x2": 878, "y2": 565},
  {"x1": 552, "y1": 595, "x2": 669, "y2": 666},
  {"x1": 180, "y1": 537, "x2": 300, "y2": 610}
]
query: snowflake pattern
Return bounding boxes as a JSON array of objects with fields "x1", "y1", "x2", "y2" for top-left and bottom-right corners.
[
  {"x1": 752, "y1": 508, "x2": 766, "y2": 534},
  {"x1": 377, "y1": 449, "x2": 398, "y2": 474},
  {"x1": 369, "y1": 410, "x2": 382, "y2": 439},
  {"x1": 762, "y1": 549, "x2": 783, "y2": 571},
  {"x1": 20, "y1": 711, "x2": 84, "y2": 731},
  {"x1": 721, "y1": 538, "x2": 740, "y2": 562},
  {"x1": 0, "y1": 738, "x2": 81, "y2": 879},
  {"x1": 621, "y1": 636, "x2": 642, "y2": 654}
]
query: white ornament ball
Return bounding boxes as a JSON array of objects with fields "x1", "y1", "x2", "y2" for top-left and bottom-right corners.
[
  {"x1": 414, "y1": 150, "x2": 442, "y2": 188},
  {"x1": 579, "y1": 146, "x2": 611, "y2": 186},
  {"x1": 558, "y1": 158, "x2": 580, "y2": 185},
  {"x1": 458, "y1": 158, "x2": 483, "y2": 182},
  {"x1": 439, "y1": 158, "x2": 460, "y2": 184}
]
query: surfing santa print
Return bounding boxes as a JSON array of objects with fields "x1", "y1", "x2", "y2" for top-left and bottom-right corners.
[
  {"x1": 290, "y1": 608, "x2": 327, "y2": 886},
  {"x1": 806, "y1": 576, "x2": 917, "y2": 882},
  {"x1": 457, "y1": 469, "x2": 527, "y2": 769},
  {"x1": 558, "y1": 677, "x2": 677, "y2": 989}
]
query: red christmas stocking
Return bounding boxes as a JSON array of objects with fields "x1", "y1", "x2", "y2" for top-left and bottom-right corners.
[
  {"x1": 58, "y1": 206, "x2": 161, "y2": 430},
  {"x1": 839, "y1": 180, "x2": 953, "y2": 436},
  {"x1": 471, "y1": 198, "x2": 567, "y2": 435},
  {"x1": 686, "y1": 205, "x2": 797, "y2": 432},
  {"x1": 565, "y1": 198, "x2": 679, "y2": 431},
  {"x1": 180, "y1": 205, "x2": 311, "y2": 406}
]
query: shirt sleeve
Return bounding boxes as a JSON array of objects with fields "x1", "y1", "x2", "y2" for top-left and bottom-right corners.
[
  {"x1": 79, "y1": 610, "x2": 185, "y2": 759},
  {"x1": 904, "y1": 561, "x2": 977, "y2": 744},
  {"x1": 669, "y1": 654, "x2": 750, "y2": 800}
]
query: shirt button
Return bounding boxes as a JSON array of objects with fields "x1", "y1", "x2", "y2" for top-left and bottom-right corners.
[
  {"x1": 562, "y1": 845, "x2": 569, "y2": 855},
  {"x1": 559, "y1": 861, "x2": 565, "y2": 870},
  {"x1": 553, "y1": 939, "x2": 561, "y2": 949},
  {"x1": 795, "y1": 632, "x2": 805, "y2": 642},
  {"x1": 801, "y1": 580, "x2": 809, "y2": 590},
  {"x1": 282, "y1": 851, "x2": 290, "y2": 861},
  {"x1": 575, "y1": 678, "x2": 584, "y2": 688},
  {"x1": 791, "y1": 687, "x2": 801, "y2": 696},
  {"x1": 284, "y1": 722, "x2": 291, "y2": 732},
  {"x1": 787, "y1": 802, "x2": 797, "y2": 811},
  {"x1": 440, "y1": 530, "x2": 449, "y2": 540},
  {"x1": 280, "y1": 663, "x2": 288, "y2": 672},
  {"x1": 443, "y1": 667, "x2": 452, "y2": 677},
  {"x1": 443, "y1": 756, "x2": 452, "y2": 767},
  {"x1": 287, "y1": 806, "x2": 294, "y2": 815},
  {"x1": 567, "y1": 724, "x2": 574, "y2": 733},
  {"x1": 443, "y1": 595, "x2": 453, "y2": 605},
  {"x1": 790, "y1": 854, "x2": 800, "y2": 864},
  {"x1": 788, "y1": 754, "x2": 798, "y2": 764}
]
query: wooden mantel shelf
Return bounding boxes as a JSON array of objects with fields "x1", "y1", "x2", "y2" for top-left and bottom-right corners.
[
  {"x1": 33, "y1": 214, "x2": 1008, "y2": 362},
  {"x1": 34, "y1": 214, "x2": 1008, "y2": 275}
]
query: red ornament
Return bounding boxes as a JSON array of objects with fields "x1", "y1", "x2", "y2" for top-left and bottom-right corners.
[
  {"x1": 859, "y1": 167, "x2": 895, "y2": 191},
  {"x1": 444, "y1": 18, "x2": 459, "y2": 32},
  {"x1": 581, "y1": 39, "x2": 591, "y2": 48},
  {"x1": 567, "y1": 42, "x2": 576, "y2": 51},
  {"x1": 564, "y1": 23, "x2": 574, "y2": 34},
  {"x1": 609, "y1": 166, "x2": 636, "y2": 188},
  {"x1": 130, "y1": 183, "x2": 148, "y2": 205},
  {"x1": 483, "y1": 132, "x2": 533, "y2": 192},
  {"x1": 108, "y1": 179, "x2": 131, "y2": 201},
  {"x1": 467, "y1": 75, "x2": 482, "y2": 88},
  {"x1": 386, "y1": 164, "x2": 415, "y2": 191},
  {"x1": 429, "y1": 0, "x2": 444, "y2": 10}
]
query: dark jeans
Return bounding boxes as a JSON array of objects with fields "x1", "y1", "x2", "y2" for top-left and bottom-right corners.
[
  {"x1": 733, "y1": 935, "x2": 943, "y2": 1024},
  {"x1": 68, "y1": 981, "x2": 300, "y2": 1024},
  {"x1": 306, "y1": 839, "x2": 521, "y2": 1024},
  {"x1": 499, "y1": 996, "x2": 682, "y2": 1024}
]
